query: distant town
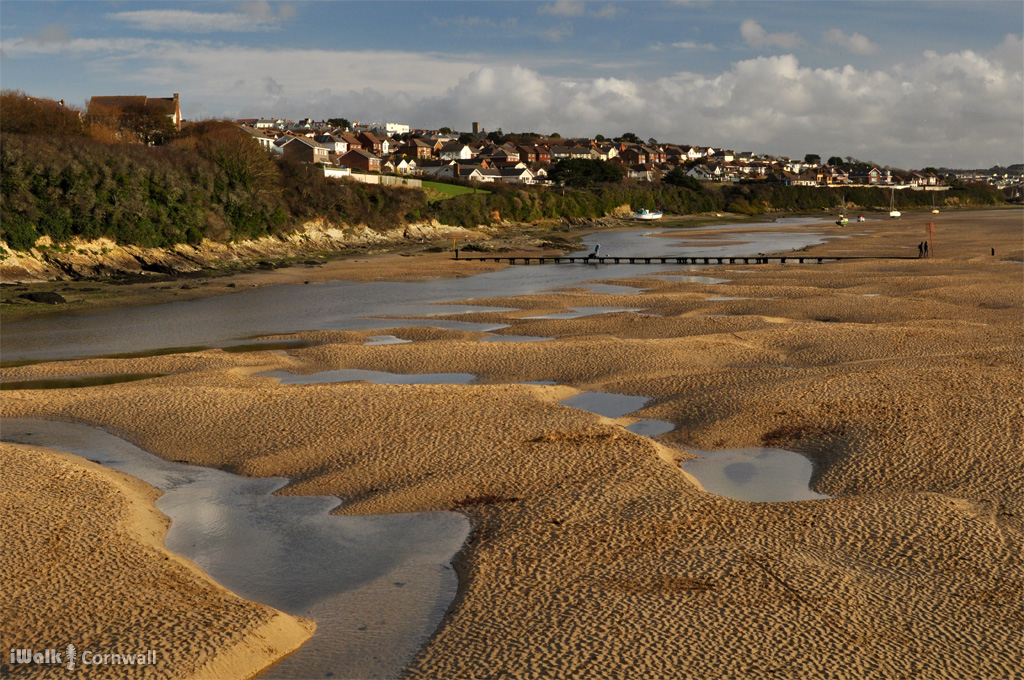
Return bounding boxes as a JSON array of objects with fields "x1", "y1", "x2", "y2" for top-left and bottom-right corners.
[
  {"x1": 16, "y1": 92, "x2": 1024, "y2": 196},
  {"x1": 235, "y1": 115, "x2": 1023, "y2": 195}
]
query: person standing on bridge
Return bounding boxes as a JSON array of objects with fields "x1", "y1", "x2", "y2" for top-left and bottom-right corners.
[{"x1": 592, "y1": 243, "x2": 602, "y2": 259}]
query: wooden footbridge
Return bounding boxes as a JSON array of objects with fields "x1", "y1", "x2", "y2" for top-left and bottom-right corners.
[{"x1": 453, "y1": 253, "x2": 915, "y2": 265}]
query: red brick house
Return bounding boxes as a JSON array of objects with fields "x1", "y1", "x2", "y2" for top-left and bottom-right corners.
[{"x1": 339, "y1": 148, "x2": 381, "y2": 173}]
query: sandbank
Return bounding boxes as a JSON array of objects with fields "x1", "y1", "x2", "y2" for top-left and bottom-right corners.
[
  {"x1": 0, "y1": 442, "x2": 313, "y2": 680},
  {"x1": 2, "y1": 208, "x2": 1022, "y2": 679}
]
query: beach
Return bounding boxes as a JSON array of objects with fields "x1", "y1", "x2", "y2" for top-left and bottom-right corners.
[{"x1": 2, "y1": 208, "x2": 1022, "y2": 678}]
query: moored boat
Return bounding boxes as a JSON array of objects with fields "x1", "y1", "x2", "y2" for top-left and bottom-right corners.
[{"x1": 633, "y1": 209, "x2": 663, "y2": 220}]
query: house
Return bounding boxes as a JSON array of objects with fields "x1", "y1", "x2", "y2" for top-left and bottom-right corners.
[
  {"x1": 314, "y1": 134, "x2": 350, "y2": 155},
  {"x1": 88, "y1": 93, "x2": 182, "y2": 131},
  {"x1": 569, "y1": 146, "x2": 592, "y2": 160},
  {"x1": 516, "y1": 145, "x2": 538, "y2": 164},
  {"x1": 686, "y1": 164, "x2": 718, "y2": 181},
  {"x1": 338, "y1": 148, "x2": 381, "y2": 173},
  {"x1": 498, "y1": 166, "x2": 536, "y2": 184},
  {"x1": 399, "y1": 138, "x2": 434, "y2": 159},
  {"x1": 275, "y1": 135, "x2": 331, "y2": 164},
  {"x1": 418, "y1": 160, "x2": 457, "y2": 179},
  {"x1": 629, "y1": 164, "x2": 662, "y2": 182},
  {"x1": 848, "y1": 166, "x2": 883, "y2": 185},
  {"x1": 357, "y1": 131, "x2": 388, "y2": 155},
  {"x1": 394, "y1": 158, "x2": 417, "y2": 175},
  {"x1": 816, "y1": 165, "x2": 848, "y2": 186},
  {"x1": 549, "y1": 145, "x2": 570, "y2": 160},
  {"x1": 619, "y1": 147, "x2": 648, "y2": 165},
  {"x1": 239, "y1": 126, "x2": 277, "y2": 151},
  {"x1": 438, "y1": 142, "x2": 474, "y2": 160}
]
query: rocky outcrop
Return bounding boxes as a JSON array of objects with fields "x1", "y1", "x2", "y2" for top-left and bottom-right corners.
[{"x1": 0, "y1": 220, "x2": 485, "y2": 283}]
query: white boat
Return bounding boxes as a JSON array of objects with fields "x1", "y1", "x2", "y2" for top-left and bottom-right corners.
[
  {"x1": 632, "y1": 208, "x2": 663, "y2": 221},
  {"x1": 889, "y1": 187, "x2": 901, "y2": 219}
]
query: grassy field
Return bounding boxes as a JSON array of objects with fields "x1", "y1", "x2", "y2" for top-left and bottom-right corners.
[{"x1": 421, "y1": 181, "x2": 490, "y2": 203}]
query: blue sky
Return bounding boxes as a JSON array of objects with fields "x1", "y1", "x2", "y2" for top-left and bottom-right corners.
[{"x1": 1, "y1": 1, "x2": 1021, "y2": 168}]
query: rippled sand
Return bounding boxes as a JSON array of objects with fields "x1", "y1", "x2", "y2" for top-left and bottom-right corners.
[{"x1": 2, "y1": 209, "x2": 1021, "y2": 679}]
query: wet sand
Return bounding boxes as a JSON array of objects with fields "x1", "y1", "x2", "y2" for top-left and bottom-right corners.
[
  {"x1": 0, "y1": 442, "x2": 313, "y2": 680},
  {"x1": 2, "y1": 208, "x2": 1022, "y2": 679}
]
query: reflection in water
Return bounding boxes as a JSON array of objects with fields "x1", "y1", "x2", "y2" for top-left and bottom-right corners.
[
  {"x1": 1, "y1": 219, "x2": 834, "y2": 363},
  {"x1": 560, "y1": 391, "x2": 650, "y2": 419},
  {"x1": 1, "y1": 419, "x2": 468, "y2": 680},
  {"x1": 681, "y1": 447, "x2": 829, "y2": 503},
  {"x1": 625, "y1": 419, "x2": 676, "y2": 437},
  {"x1": 364, "y1": 335, "x2": 413, "y2": 346}
]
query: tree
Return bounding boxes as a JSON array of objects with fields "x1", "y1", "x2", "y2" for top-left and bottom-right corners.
[
  {"x1": 486, "y1": 129, "x2": 504, "y2": 143},
  {"x1": 827, "y1": 156, "x2": 844, "y2": 167},
  {"x1": 458, "y1": 132, "x2": 474, "y2": 144},
  {"x1": 662, "y1": 167, "x2": 704, "y2": 192},
  {"x1": 119, "y1": 101, "x2": 177, "y2": 145},
  {"x1": 549, "y1": 132, "x2": 561, "y2": 138},
  {"x1": 595, "y1": 134, "x2": 607, "y2": 142},
  {"x1": 548, "y1": 159, "x2": 624, "y2": 187},
  {"x1": 327, "y1": 117, "x2": 350, "y2": 129},
  {"x1": 617, "y1": 132, "x2": 642, "y2": 144},
  {"x1": 439, "y1": 126, "x2": 452, "y2": 134},
  {"x1": 647, "y1": 137, "x2": 658, "y2": 146},
  {"x1": 0, "y1": 90, "x2": 86, "y2": 137},
  {"x1": 804, "y1": 153, "x2": 821, "y2": 165}
]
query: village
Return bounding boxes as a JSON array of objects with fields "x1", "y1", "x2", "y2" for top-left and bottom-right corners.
[{"x1": 236, "y1": 115, "x2": 956, "y2": 190}]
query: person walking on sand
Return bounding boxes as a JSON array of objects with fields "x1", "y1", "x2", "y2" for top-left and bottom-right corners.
[
  {"x1": 924, "y1": 241, "x2": 929, "y2": 258},
  {"x1": 918, "y1": 242, "x2": 924, "y2": 258}
]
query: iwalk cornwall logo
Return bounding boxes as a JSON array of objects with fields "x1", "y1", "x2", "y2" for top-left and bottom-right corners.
[{"x1": 9, "y1": 644, "x2": 157, "y2": 670}]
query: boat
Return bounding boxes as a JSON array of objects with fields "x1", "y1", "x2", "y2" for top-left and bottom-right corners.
[
  {"x1": 858, "y1": 215, "x2": 866, "y2": 222},
  {"x1": 889, "y1": 187, "x2": 901, "y2": 219},
  {"x1": 632, "y1": 208, "x2": 663, "y2": 221},
  {"x1": 835, "y1": 195, "x2": 848, "y2": 225}
]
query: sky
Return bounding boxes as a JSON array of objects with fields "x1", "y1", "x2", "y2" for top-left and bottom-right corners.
[{"x1": 1, "y1": 0, "x2": 1021, "y2": 169}]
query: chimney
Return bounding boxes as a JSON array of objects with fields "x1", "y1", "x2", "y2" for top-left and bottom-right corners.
[{"x1": 173, "y1": 93, "x2": 179, "y2": 101}]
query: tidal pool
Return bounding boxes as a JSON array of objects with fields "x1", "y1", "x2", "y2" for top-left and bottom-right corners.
[
  {"x1": 681, "y1": 447, "x2": 829, "y2": 503},
  {"x1": 1, "y1": 418, "x2": 468, "y2": 680},
  {"x1": 625, "y1": 419, "x2": 676, "y2": 437},
  {"x1": 363, "y1": 335, "x2": 413, "y2": 346},
  {"x1": 560, "y1": 391, "x2": 650, "y2": 419}
]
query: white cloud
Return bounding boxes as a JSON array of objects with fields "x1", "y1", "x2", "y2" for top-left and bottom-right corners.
[
  {"x1": 823, "y1": 29, "x2": 877, "y2": 55},
  {"x1": 3, "y1": 31, "x2": 1019, "y2": 168},
  {"x1": 672, "y1": 40, "x2": 716, "y2": 51},
  {"x1": 540, "y1": 24, "x2": 574, "y2": 42},
  {"x1": 107, "y1": 8, "x2": 290, "y2": 33},
  {"x1": 539, "y1": 1, "x2": 586, "y2": 17},
  {"x1": 740, "y1": 19, "x2": 802, "y2": 50}
]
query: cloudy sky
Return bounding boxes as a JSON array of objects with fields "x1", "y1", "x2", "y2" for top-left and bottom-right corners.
[{"x1": 1, "y1": 0, "x2": 1021, "y2": 169}]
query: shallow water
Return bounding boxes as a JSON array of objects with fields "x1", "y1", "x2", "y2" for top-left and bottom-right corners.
[
  {"x1": 1, "y1": 418, "x2": 468, "y2": 680},
  {"x1": 681, "y1": 447, "x2": 829, "y2": 503},
  {"x1": 560, "y1": 391, "x2": 650, "y2": 419},
  {"x1": 364, "y1": 335, "x2": 413, "y2": 346},
  {"x1": 625, "y1": 419, "x2": 676, "y2": 437},
  {"x1": 1, "y1": 220, "x2": 833, "y2": 363}
]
